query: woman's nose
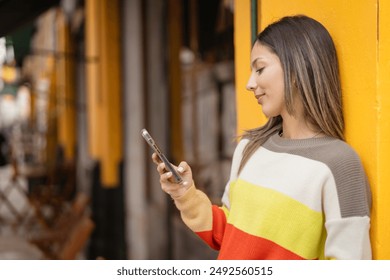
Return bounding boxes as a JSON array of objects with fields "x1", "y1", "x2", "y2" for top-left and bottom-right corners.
[{"x1": 246, "y1": 74, "x2": 257, "y2": 91}]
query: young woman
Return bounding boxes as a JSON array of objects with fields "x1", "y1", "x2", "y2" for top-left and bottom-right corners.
[{"x1": 153, "y1": 15, "x2": 372, "y2": 260}]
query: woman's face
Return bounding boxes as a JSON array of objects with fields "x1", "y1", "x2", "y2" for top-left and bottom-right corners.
[{"x1": 246, "y1": 42, "x2": 286, "y2": 118}]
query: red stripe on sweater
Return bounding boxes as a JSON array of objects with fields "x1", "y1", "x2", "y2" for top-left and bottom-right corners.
[
  {"x1": 198, "y1": 223, "x2": 305, "y2": 260},
  {"x1": 195, "y1": 205, "x2": 227, "y2": 250}
]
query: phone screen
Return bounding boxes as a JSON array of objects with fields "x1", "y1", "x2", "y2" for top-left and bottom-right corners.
[{"x1": 141, "y1": 129, "x2": 183, "y2": 184}]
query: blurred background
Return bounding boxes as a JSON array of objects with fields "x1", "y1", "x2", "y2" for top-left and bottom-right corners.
[{"x1": 0, "y1": 0, "x2": 236, "y2": 260}]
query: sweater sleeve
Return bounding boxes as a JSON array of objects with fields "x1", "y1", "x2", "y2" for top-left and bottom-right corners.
[
  {"x1": 173, "y1": 139, "x2": 249, "y2": 250},
  {"x1": 322, "y1": 148, "x2": 372, "y2": 260},
  {"x1": 174, "y1": 183, "x2": 228, "y2": 250}
]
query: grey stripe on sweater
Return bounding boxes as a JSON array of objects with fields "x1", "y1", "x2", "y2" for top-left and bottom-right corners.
[{"x1": 262, "y1": 133, "x2": 371, "y2": 218}]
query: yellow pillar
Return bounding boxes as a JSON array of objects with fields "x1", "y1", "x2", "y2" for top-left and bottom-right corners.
[
  {"x1": 85, "y1": 0, "x2": 123, "y2": 187},
  {"x1": 85, "y1": 0, "x2": 103, "y2": 160},
  {"x1": 56, "y1": 10, "x2": 76, "y2": 161},
  {"x1": 99, "y1": 0, "x2": 123, "y2": 187},
  {"x1": 234, "y1": 0, "x2": 390, "y2": 259}
]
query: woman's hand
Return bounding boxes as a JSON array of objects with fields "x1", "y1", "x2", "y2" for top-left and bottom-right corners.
[{"x1": 152, "y1": 153, "x2": 193, "y2": 199}]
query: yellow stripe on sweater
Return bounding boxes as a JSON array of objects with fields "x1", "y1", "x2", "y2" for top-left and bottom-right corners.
[{"x1": 228, "y1": 179, "x2": 325, "y2": 259}]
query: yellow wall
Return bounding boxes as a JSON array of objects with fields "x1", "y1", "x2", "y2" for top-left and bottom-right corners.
[
  {"x1": 376, "y1": 0, "x2": 390, "y2": 260},
  {"x1": 234, "y1": 0, "x2": 267, "y2": 133},
  {"x1": 234, "y1": 0, "x2": 390, "y2": 259}
]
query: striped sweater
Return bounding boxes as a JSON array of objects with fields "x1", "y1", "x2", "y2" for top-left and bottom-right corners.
[{"x1": 174, "y1": 133, "x2": 372, "y2": 259}]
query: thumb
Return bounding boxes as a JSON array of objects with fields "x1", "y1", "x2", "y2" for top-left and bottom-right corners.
[{"x1": 177, "y1": 161, "x2": 190, "y2": 174}]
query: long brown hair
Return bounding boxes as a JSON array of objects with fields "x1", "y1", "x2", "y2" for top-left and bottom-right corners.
[{"x1": 238, "y1": 15, "x2": 345, "y2": 174}]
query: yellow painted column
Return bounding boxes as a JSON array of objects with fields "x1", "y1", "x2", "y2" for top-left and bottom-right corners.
[
  {"x1": 85, "y1": 0, "x2": 103, "y2": 160},
  {"x1": 234, "y1": 0, "x2": 389, "y2": 259},
  {"x1": 99, "y1": 0, "x2": 123, "y2": 187},
  {"x1": 56, "y1": 10, "x2": 76, "y2": 161},
  {"x1": 85, "y1": 0, "x2": 123, "y2": 187}
]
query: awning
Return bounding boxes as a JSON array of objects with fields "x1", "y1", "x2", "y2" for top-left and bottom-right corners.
[{"x1": 0, "y1": 0, "x2": 60, "y2": 38}]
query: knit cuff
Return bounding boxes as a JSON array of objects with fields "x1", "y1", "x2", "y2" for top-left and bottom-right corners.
[
  {"x1": 173, "y1": 182, "x2": 213, "y2": 232},
  {"x1": 173, "y1": 182, "x2": 197, "y2": 211}
]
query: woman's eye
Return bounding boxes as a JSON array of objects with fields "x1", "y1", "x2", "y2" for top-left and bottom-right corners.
[{"x1": 256, "y1": 67, "x2": 264, "y2": 75}]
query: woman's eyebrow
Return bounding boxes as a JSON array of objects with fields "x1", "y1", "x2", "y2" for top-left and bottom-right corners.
[{"x1": 251, "y1": 57, "x2": 265, "y2": 69}]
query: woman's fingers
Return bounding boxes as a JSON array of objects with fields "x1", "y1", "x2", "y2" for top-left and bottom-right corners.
[
  {"x1": 152, "y1": 155, "x2": 192, "y2": 196},
  {"x1": 152, "y1": 153, "x2": 162, "y2": 165},
  {"x1": 156, "y1": 162, "x2": 167, "y2": 174},
  {"x1": 162, "y1": 171, "x2": 172, "y2": 181}
]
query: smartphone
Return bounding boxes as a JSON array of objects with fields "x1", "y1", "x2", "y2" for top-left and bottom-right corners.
[{"x1": 141, "y1": 128, "x2": 184, "y2": 184}]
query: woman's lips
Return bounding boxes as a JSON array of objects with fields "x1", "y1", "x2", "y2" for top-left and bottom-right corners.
[{"x1": 256, "y1": 94, "x2": 265, "y2": 104}]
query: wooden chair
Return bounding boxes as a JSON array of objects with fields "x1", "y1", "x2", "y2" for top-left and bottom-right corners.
[{"x1": 30, "y1": 192, "x2": 95, "y2": 259}]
